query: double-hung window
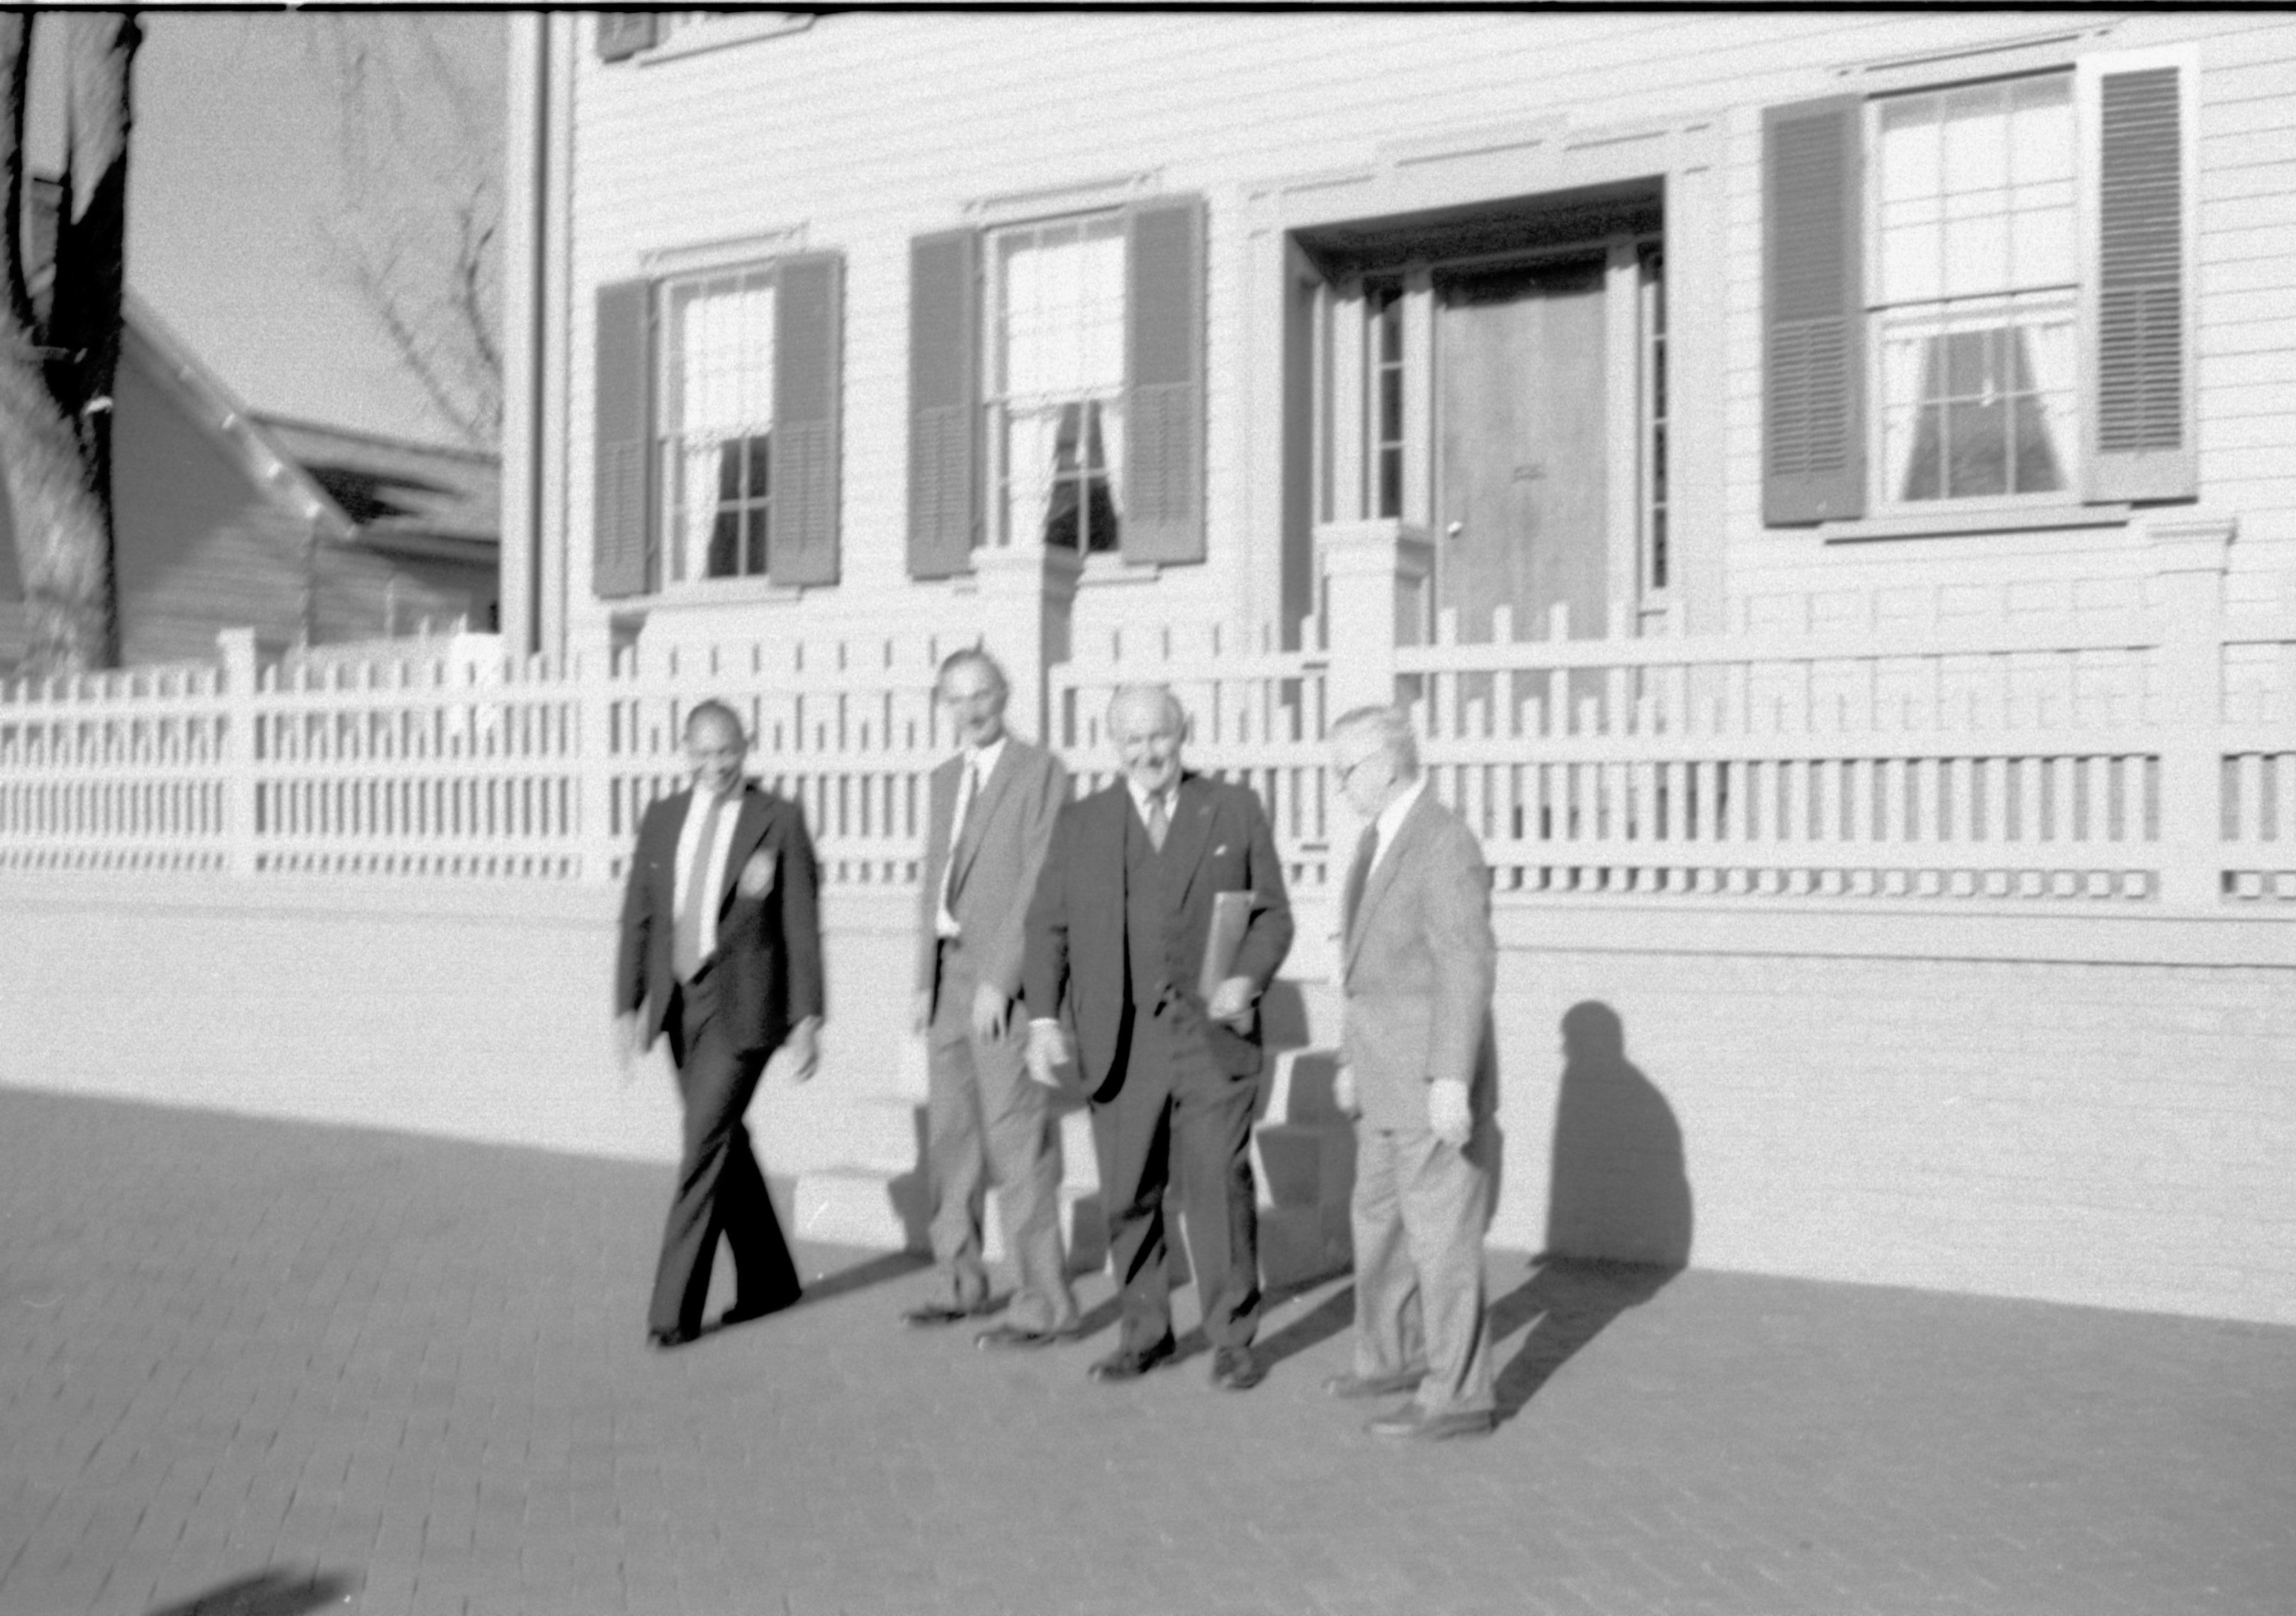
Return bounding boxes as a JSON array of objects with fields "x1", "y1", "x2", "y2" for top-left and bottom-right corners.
[
  {"x1": 1763, "y1": 45, "x2": 2195, "y2": 527},
  {"x1": 592, "y1": 252, "x2": 844, "y2": 599},
  {"x1": 661, "y1": 266, "x2": 777, "y2": 581},
  {"x1": 906, "y1": 195, "x2": 1208, "y2": 578},
  {"x1": 1872, "y1": 75, "x2": 2078, "y2": 507},
  {"x1": 989, "y1": 215, "x2": 1127, "y2": 554}
]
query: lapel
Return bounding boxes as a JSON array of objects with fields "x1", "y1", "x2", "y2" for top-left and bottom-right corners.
[
  {"x1": 948, "y1": 743, "x2": 1018, "y2": 899},
  {"x1": 716, "y1": 786, "x2": 772, "y2": 917},
  {"x1": 1158, "y1": 773, "x2": 1217, "y2": 910},
  {"x1": 1345, "y1": 787, "x2": 1435, "y2": 977}
]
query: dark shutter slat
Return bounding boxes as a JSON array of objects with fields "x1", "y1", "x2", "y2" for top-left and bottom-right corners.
[
  {"x1": 596, "y1": 13, "x2": 657, "y2": 62},
  {"x1": 1122, "y1": 193, "x2": 1207, "y2": 564},
  {"x1": 771, "y1": 252, "x2": 843, "y2": 587},
  {"x1": 2090, "y1": 64, "x2": 2193, "y2": 501},
  {"x1": 592, "y1": 279, "x2": 654, "y2": 600},
  {"x1": 1762, "y1": 97, "x2": 1864, "y2": 525},
  {"x1": 907, "y1": 228, "x2": 979, "y2": 579}
]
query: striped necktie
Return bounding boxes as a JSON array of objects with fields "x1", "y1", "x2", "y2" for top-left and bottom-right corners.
[{"x1": 673, "y1": 793, "x2": 727, "y2": 981}]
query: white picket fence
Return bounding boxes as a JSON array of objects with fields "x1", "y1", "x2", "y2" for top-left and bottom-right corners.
[{"x1": 5, "y1": 572, "x2": 2295, "y2": 912}]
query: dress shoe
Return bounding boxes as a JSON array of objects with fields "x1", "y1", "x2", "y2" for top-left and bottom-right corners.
[
  {"x1": 646, "y1": 1325, "x2": 702, "y2": 1350},
  {"x1": 1322, "y1": 1366, "x2": 1428, "y2": 1400},
  {"x1": 1365, "y1": 1403, "x2": 1497, "y2": 1441},
  {"x1": 901, "y1": 1298, "x2": 992, "y2": 1328},
  {"x1": 1086, "y1": 1337, "x2": 1176, "y2": 1382},
  {"x1": 975, "y1": 1321, "x2": 1076, "y2": 1350},
  {"x1": 1208, "y1": 1345, "x2": 1266, "y2": 1391}
]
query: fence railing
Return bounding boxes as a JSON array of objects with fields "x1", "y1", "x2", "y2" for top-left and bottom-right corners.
[{"x1": 2, "y1": 523, "x2": 2290, "y2": 914}]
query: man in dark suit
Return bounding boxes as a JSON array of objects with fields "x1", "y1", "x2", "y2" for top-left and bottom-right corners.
[
  {"x1": 1023, "y1": 683, "x2": 1293, "y2": 1390},
  {"x1": 905, "y1": 649, "x2": 1081, "y2": 1346},
  {"x1": 1325, "y1": 704, "x2": 1497, "y2": 1439},
  {"x1": 615, "y1": 701, "x2": 822, "y2": 1349}
]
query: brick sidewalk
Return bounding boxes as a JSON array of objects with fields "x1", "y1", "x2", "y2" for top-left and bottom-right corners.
[{"x1": 2, "y1": 1086, "x2": 2290, "y2": 1616}]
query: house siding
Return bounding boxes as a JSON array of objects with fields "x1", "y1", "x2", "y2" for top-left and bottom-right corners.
[{"x1": 539, "y1": 10, "x2": 2296, "y2": 665}]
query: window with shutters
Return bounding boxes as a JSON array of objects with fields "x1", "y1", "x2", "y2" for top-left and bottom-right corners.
[
  {"x1": 660, "y1": 266, "x2": 777, "y2": 581},
  {"x1": 1868, "y1": 73, "x2": 2078, "y2": 508},
  {"x1": 986, "y1": 213, "x2": 1127, "y2": 554}
]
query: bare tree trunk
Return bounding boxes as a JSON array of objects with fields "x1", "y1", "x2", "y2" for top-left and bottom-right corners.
[{"x1": 0, "y1": 11, "x2": 128, "y2": 676}]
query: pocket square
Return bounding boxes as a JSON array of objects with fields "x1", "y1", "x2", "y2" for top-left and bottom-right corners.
[
  {"x1": 738, "y1": 848, "x2": 777, "y2": 898},
  {"x1": 1213, "y1": 843, "x2": 1229, "y2": 855}
]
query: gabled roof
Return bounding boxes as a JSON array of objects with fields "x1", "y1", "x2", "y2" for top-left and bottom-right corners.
[{"x1": 254, "y1": 415, "x2": 500, "y2": 563}]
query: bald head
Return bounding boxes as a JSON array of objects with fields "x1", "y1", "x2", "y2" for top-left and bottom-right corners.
[{"x1": 1107, "y1": 683, "x2": 1186, "y2": 797}]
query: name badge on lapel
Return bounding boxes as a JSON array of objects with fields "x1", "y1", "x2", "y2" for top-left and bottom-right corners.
[{"x1": 738, "y1": 846, "x2": 777, "y2": 899}]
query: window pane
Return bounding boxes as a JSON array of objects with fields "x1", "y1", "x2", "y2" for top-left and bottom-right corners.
[
  {"x1": 1942, "y1": 208, "x2": 2008, "y2": 298},
  {"x1": 1878, "y1": 96, "x2": 1940, "y2": 203},
  {"x1": 1940, "y1": 84, "x2": 2008, "y2": 195},
  {"x1": 747, "y1": 432, "x2": 771, "y2": 498},
  {"x1": 744, "y1": 507, "x2": 770, "y2": 576},
  {"x1": 1945, "y1": 393, "x2": 2009, "y2": 498},
  {"x1": 716, "y1": 440, "x2": 742, "y2": 502},
  {"x1": 2008, "y1": 74, "x2": 2074, "y2": 184},
  {"x1": 706, "y1": 510, "x2": 741, "y2": 577},
  {"x1": 2008, "y1": 195, "x2": 2076, "y2": 287}
]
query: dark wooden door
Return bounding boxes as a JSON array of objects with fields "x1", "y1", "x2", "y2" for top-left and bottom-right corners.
[{"x1": 1436, "y1": 257, "x2": 1609, "y2": 643}]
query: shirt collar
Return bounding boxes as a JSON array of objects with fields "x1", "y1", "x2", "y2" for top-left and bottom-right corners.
[
  {"x1": 1373, "y1": 773, "x2": 1428, "y2": 856},
  {"x1": 1127, "y1": 774, "x2": 1179, "y2": 821},
  {"x1": 965, "y1": 735, "x2": 1007, "y2": 779}
]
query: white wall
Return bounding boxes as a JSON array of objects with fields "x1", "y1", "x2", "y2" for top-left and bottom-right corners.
[{"x1": 8, "y1": 872, "x2": 2292, "y2": 1325}]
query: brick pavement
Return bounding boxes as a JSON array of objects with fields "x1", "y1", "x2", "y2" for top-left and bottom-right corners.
[{"x1": 1, "y1": 1084, "x2": 2291, "y2": 1616}]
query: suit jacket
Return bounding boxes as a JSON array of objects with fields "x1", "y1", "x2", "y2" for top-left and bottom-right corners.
[
  {"x1": 913, "y1": 738, "x2": 1069, "y2": 1012},
  {"x1": 616, "y1": 782, "x2": 823, "y2": 1055},
  {"x1": 1023, "y1": 772, "x2": 1293, "y2": 1100},
  {"x1": 1340, "y1": 787, "x2": 1497, "y2": 1130}
]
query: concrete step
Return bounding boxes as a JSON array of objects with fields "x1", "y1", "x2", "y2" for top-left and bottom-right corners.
[{"x1": 1253, "y1": 1118, "x2": 1354, "y2": 1210}]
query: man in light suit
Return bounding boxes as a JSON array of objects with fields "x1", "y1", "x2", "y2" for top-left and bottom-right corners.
[
  {"x1": 615, "y1": 702, "x2": 822, "y2": 1349},
  {"x1": 904, "y1": 649, "x2": 1081, "y2": 1347},
  {"x1": 1023, "y1": 684, "x2": 1293, "y2": 1391},
  {"x1": 1326, "y1": 704, "x2": 1498, "y2": 1439}
]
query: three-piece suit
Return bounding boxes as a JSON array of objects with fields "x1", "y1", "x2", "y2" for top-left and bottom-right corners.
[{"x1": 1022, "y1": 773, "x2": 1293, "y2": 1359}]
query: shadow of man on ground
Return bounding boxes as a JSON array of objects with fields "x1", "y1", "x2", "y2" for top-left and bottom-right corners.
[
  {"x1": 146, "y1": 1568, "x2": 358, "y2": 1616},
  {"x1": 1486, "y1": 1001, "x2": 1692, "y2": 1425}
]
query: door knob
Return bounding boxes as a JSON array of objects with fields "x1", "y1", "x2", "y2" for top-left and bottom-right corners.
[{"x1": 1446, "y1": 521, "x2": 1464, "y2": 539}]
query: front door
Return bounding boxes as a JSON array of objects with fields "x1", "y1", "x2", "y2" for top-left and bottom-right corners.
[{"x1": 1435, "y1": 255, "x2": 1610, "y2": 644}]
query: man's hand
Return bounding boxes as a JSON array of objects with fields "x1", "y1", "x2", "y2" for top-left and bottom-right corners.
[
  {"x1": 1427, "y1": 1079, "x2": 1472, "y2": 1148},
  {"x1": 1025, "y1": 1019, "x2": 1072, "y2": 1089},
  {"x1": 911, "y1": 989, "x2": 933, "y2": 1038},
  {"x1": 970, "y1": 980, "x2": 1012, "y2": 1044},
  {"x1": 1205, "y1": 974, "x2": 1256, "y2": 1026},
  {"x1": 783, "y1": 1017, "x2": 821, "y2": 1084},
  {"x1": 614, "y1": 1011, "x2": 647, "y2": 1086},
  {"x1": 1332, "y1": 1062, "x2": 1358, "y2": 1116}
]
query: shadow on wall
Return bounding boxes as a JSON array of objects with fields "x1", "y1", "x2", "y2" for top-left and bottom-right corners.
[{"x1": 1546, "y1": 1000, "x2": 1692, "y2": 1267}]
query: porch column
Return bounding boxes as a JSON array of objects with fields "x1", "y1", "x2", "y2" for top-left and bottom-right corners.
[
  {"x1": 962, "y1": 544, "x2": 1082, "y2": 748},
  {"x1": 1313, "y1": 517, "x2": 1428, "y2": 716},
  {"x1": 2147, "y1": 510, "x2": 2235, "y2": 910}
]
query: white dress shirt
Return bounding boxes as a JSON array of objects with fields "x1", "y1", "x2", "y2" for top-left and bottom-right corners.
[
  {"x1": 673, "y1": 782, "x2": 746, "y2": 973},
  {"x1": 1368, "y1": 773, "x2": 1429, "y2": 877},
  {"x1": 1126, "y1": 777, "x2": 1177, "y2": 841}
]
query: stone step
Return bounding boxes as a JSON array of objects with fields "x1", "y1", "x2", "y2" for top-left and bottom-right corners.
[{"x1": 1253, "y1": 1118, "x2": 1354, "y2": 1211}]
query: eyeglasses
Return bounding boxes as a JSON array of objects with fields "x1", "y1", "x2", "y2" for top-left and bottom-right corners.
[{"x1": 1336, "y1": 753, "x2": 1390, "y2": 787}]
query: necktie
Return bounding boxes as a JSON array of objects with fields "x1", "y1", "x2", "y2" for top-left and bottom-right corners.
[
  {"x1": 1342, "y1": 821, "x2": 1379, "y2": 942},
  {"x1": 673, "y1": 792, "x2": 727, "y2": 981},
  {"x1": 940, "y1": 756, "x2": 981, "y2": 920},
  {"x1": 1145, "y1": 790, "x2": 1169, "y2": 852}
]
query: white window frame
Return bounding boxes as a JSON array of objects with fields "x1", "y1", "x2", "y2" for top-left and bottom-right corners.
[
  {"x1": 1862, "y1": 68, "x2": 2083, "y2": 515},
  {"x1": 982, "y1": 211, "x2": 1128, "y2": 556},
  {"x1": 655, "y1": 263, "x2": 777, "y2": 588}
]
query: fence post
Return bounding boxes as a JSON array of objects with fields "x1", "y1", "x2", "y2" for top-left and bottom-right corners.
[
  {"x1": 575, "y1": 645, "x2": 619, "y2": 882},
  {"x1": 217, "y1": 629, "x2": 260, "y2": 877},
  {"x1": 968, "y1": 544, "x2": 1081, "y2": 749},
  {"x1": 2146, "y1": 510, "x2": 2236, "y2": 910},
  {"x1": 1313, "y1": 518, "x2": 1424, "y2": 716}
]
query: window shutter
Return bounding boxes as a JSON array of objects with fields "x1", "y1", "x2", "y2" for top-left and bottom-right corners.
[
  {"x1": 592, "y1": 279, "x2": 654, "y2": 600},
  {"x1": 770, "y1": 252, "x2": 843, "y2": 587},
  {"x1": 907, "y1": 228, "x2": 980, "y2": 579},
  {"x1": 1122, "y1": 193, "x2": 1208, "y2": 565},
  {"x1": 1762, "y1": 97, "x2": 1865, "y2": 524},
  {"x1": 2083, "y1": 53, "x2": 2195, "y2": 503},
  {"x1": 596, "y1": 14, "x2": 657, "y2": 62}
]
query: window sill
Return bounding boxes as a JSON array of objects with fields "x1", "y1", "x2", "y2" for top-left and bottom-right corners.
[
  {"x1": 1807, "y1": 501, "x2": 2134, "y2": 544},
  {"x1": 1074, "y1": 552, "x2": 1164, "y2": 587},
  {"x1": 638, "y1": 13, "x2": 814, "y2": 65},
  {"x1": 639, "y1": 576, "x2": 813, "y2": 610}
]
